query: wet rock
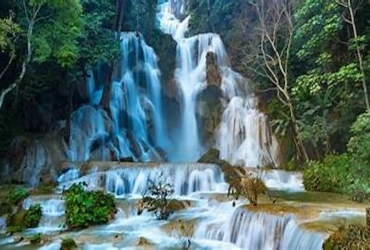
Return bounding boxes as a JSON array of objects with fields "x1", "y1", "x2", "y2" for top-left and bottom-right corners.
[
  {"x1": 196, "y1": 85, "x2": 223, "y2": 146},
  {"x1": 2, "y1": 133, "x2": 68, "y2": 186},
  {"x1": 206, "y1": 52, "x2": 222, "y2": 87},
  {"x1": 198, "y1": 148, "x2": 220, "y2": 163}
]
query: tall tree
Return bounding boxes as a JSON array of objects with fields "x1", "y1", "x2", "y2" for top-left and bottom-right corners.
[
  {"x1": 337, "y1": 0, "x2": 369, "y2": 110},
  {"x1": 0, "y1": 0, "x2": 83, "y2": 109},
  {"x1": 247, "y1": 0, "x2": 309, "y2": 161}
]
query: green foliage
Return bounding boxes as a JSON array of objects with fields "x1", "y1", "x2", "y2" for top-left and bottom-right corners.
[
  {"x1": 25, "y1": 204, "x2": 42, "y2": 228},
  {"x1": 303, "y1": 154, "x2": 351, "y2": 193},
  {"x1": 29, "y1": 233, "x2": 42, "y2": 244},
  {"x1": 323, "y1": 224, "x2": 370, "y2": 249},
  {"x1": 63, "y1": 183, "x2": 116, "y2": 229},
  {"x1": 61, "y1": 237, "x2": 77, "y2": 250},
  {"x1": 8, "y1": 186, "x2": 30, "y2": 206},
  {"x1": 347, "y1": 111, "x2": 370, "y2": 162},
  {"x1": 0, "y1": 17, "x2": 20, "y2": 53},
  {"x1": 138, "y1": 179, "x2": 174, "y2": 220}
]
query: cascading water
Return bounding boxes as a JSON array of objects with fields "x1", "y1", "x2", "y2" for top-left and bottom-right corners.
[
  {"x1": 195, "y1": 206, "x2": 325, "y2": 250},
  {"x1": 157, "y1": 1, "x2": 279, "y2": 166},
  {"x1": 68, "y1": 32, "x2": 169, "y2": 162}
]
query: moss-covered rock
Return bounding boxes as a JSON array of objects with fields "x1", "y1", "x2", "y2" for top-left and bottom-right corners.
[
  {"x1": 61, "y1": 237, "x2": 77, "y2": 250},
  {"x1": 6, "y1": 203, "x2": 42, "y2": 232}
]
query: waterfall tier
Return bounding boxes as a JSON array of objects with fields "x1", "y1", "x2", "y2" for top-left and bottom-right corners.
[
  {"x1": 196, "y1": 206, "x2": 325, "y2": 250},
  {"x1": 68, "y1": 33, "x2": 169, "y2": 163}
]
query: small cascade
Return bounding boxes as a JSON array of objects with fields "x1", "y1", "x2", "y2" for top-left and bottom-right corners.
[
  {"x1": 58, "y1": 163, "x2": 226, "y2": 197},
  {"x1": 23, "y1": 197, "x2": 65, "y2": 217},
  {"x1": 196, "y1": 206, "x2": 324, "y2": 250},
  {"x1": 68, "y1": 32, "x2": 169, "y2": 162},
  {"x1": 217, "y1": 96, "x2": 279, "y2": 167},
  {"x1": 261, "y1": 170, "x2": 304, "y2": 192},
  {"x1": 23, "y1": 196, "x2": 65, "y2": 233}
]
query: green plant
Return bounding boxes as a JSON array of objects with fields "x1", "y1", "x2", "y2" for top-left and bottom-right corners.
[
  {"x1": 137, "y1": 179, "x2": 174, "y2": 220},
  {"x1": 323, "y1": 224, "x2": 370, "y2": 249},
  {"x1": 303, "y1": 154, "x2": 350, "y2": 193},
  {"x1": 25, "y1": 204, "x2": 42, "y2": 228},
  {"x1": 29, "y1": 233, "x2": 42, "y2": 244},
  {"x1": 8, "y1": 186, "x2": 30, "y2": 206},
  {"x1": 63, "y1": 183, "x2": 116, "y2": 229},
  {"x1": 61, "y1": 237, "x2": 77, "y2": 250}
]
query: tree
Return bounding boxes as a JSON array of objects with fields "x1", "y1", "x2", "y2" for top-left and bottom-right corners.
[
  {"x1": 247, "y1": 0, "x2": 309, "y2": 161},
  {"x1": 337, "y1": 0, "x2": 369, "y2": 110},
  {"x1": 0, "y1": 0, "x2": 83, "y2": 109}
]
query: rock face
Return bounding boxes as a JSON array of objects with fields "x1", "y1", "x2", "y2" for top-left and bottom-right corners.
[
  {"x1": 206, "y1": 52, "x2": 222, "y2": 87},
  {"x1": 196, "y1": 52, "x2": 224, "y2": 146},
  {"x1": 1, "y1": 133, "x2": 68, "y2": 186}
]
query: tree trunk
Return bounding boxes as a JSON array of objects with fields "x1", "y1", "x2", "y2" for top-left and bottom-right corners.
[
  {"x1": 0, "y1": 19, "x2": 34, "y2": 109},
  {"x1": 287, "y1": 101, "x2": 309, "y2": 162},
  {"x1": 345, "y1": 0, "x2": 369, "y2": 110},
  {"x1": 100, "y1": 0, "x2": 124, "y2": 112}
]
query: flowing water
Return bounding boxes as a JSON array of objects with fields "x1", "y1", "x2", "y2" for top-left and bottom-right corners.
[{"x1": 1, "y1": 1, "x2": 366, "y2": 249}]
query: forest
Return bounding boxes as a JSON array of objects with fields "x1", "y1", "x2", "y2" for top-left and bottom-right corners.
[{"x1": 1, "y1": 0, "x2": 370, "y2": 248}]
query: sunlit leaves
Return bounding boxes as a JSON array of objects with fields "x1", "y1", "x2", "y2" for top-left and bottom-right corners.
[{"x1": 0, "y1": 18, "x2": 20, "y2": 53}]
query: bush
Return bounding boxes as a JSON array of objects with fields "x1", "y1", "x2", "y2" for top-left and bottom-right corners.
[
  {"x1": 303, "y1": 154, "x2": 351, "y2": 193},
  {"x1": 227, "y1": 172, "x2": 269, "y2": 206},
  {"x1": 8, "y1": 186, "x2": 30, "y2": 206},
  {"x1": 323, "y1": 224, "x2": 370, "y2": 249},
  {"x1": 137, "y1": 180, "x2": 174, "y2": 220},
  {"x1": 6, "y1": 203, "x2": 42, "y2": 232},
  {"x1": 25, "y1": 204, "x2": 42, "y2": 228},
  {"x1": 29, "y1": 233, "x2": 42, "y2": 244},
  {"x1": 63, "y1": 184, "x2": 116, "y2": 229}
]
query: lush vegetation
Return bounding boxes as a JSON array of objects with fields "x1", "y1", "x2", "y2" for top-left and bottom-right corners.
[
  {"x1": 6, "y1": 203, "x2": 42, "y2": 232},
  {"x1": 304, "y1": 112, "x2": 370, "y2": 201},
  {"x1": 323, "y1": 223, "x2": 370, "y2": 249},
  {"x1": 63, "y1": 183, "x2": 116, "y2": 229}
]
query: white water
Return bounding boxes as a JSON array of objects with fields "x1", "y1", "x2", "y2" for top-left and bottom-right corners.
[
  {"x1": 57, "y1": 163, "x2": 226, "y2": 197},
  {"x1": 195, "y1": 206, "x2": 324, "y2": 250},
  {"x1": 157, "y1": 1, "x2": 279, "y2": 166},
  {"x1": 68, "y1": 33, "x2": 169, "y2": 162}
]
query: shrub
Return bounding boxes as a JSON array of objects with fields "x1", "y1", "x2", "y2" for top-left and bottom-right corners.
[
  {"x1": 25, "y1": 204, "x2": 42, "y2": 228},
  {"x1": 8, "y1": 186, "x2": 30, "y2": 206},
  {"x1": 137, "y1": 179, "x2": 174, "y2": 220},
  {"x1": 303, "y1": 154, "x2": 350, "y2": 193},
  {"x1": 63, "y1": 183, "x2": 116, "y2": 229},
  {"x1": 29, "y1": 233, "x2": 42, "y2": 244},
  {"x1": 323, "y1": 224, "x2": 370, "y2": 249}
]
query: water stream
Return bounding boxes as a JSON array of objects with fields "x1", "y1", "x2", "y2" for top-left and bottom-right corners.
[{"x1": 1, "y1": 1, "x2": 364, "y2": 249}]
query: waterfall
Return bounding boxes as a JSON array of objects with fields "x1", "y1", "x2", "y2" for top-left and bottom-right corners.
[
  {"x1": 57, "y1": 163, "x2": 226, "y2": 197},
  {"x1": 157, "y1": 3, "x2": 279, "y2": 167},
  {"x1": 68, "y1": 32, "x2": 169, "y2": 162},
  {"x1": 195, "y1": 206, "x2": 325, "y2": 250}
]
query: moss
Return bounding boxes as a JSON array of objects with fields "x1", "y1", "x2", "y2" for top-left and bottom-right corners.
[
  {"x1": 60, "y1": 237, "x2": 77, "y2": 250},
  {"x1": 5, "y1": 203, "x2": 42, "y2": 232},
  {"x1": 6, "y1": 208, "x2": 27, "y2": 229},
  {"x1": 0, "y1": 201, "x2": 13, "y2": 216}
]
